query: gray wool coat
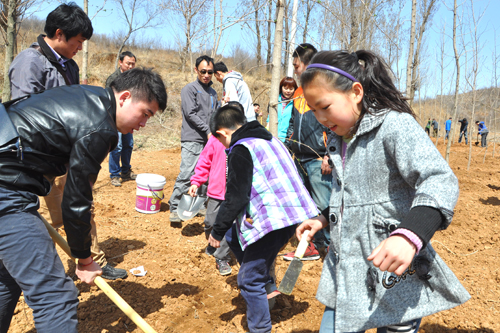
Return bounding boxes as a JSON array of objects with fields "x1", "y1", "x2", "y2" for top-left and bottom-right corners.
[{"x1": 317, "y1": 110, "x2": 470, "y2": 332}]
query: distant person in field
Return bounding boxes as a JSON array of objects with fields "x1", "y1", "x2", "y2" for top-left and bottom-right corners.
[
  {"x1": 253, "y1": 103, "x2": 262, "y2": 120},
  {"x1": 0, "y1": 68, "x2": 166, "y2": 333},
  {"x1": 432, "y1": 118, "x2": 439, "y2": 137},
  {"x1": 168, "y1": 55, "x2": 219, "y2": 223},
  {"x1": 8, "y1": 2, "x2": 127, "y2": 281},
  {"x1": 106, "y1": 51, "x2": 137, "y2": 187},
  {"x1": 425, "y1": 118, "x2": 431, "y2": 136},
  {"x1": 476, "y1": 120, "x2": 489, "y2": 147},
  {"x1": 213, "y1": 61, "x2": 255, "y2": 121},
  {"x1": 458, "y1": 118, "x2": 468, "y2": 144},
  {"x1": 445, "y1": 117, "x2": 452, "y2": 140}
]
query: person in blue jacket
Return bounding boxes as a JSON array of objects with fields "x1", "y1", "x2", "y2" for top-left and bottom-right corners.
[
  {"x1": 267, "y1": 76, "x2": 298, "y2": 142},
  {"x1": 445, "y1": 117, "x2": 452, "y2": 140},
  {"x1": 475, "y1": 120, "x2": 489, "y2": 147}
]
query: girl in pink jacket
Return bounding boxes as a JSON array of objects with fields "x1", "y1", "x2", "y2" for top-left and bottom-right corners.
[{"x1": 189, "y1": 135, "x2": 232, "y2": 275}]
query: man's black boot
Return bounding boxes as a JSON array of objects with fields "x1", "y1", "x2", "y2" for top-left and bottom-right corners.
[{"x1": 101, "y1": 264, "x2": 128, "y2": 280}]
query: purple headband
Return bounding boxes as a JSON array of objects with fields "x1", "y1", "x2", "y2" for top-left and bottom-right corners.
[{"x1": 307, "y1": 63, "x2": 358, "y2": 82}]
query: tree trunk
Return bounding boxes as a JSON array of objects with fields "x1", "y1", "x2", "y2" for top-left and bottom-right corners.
[
  {"x1": 446, "y1": 0, "x2": 460, "y2": 164},
  {"x1": 266, "y1": 1, "x2": 272, "y2": 72},
  {"x1": 269, "y1": 0, "x2": 284, "y2": 137},
  {"x1": 286, "y1": 0, "x2": 298, "y2": 77},
  {"x1": 255, "y1": 0, "x2": 262, "y2": 68},
  {"x1": 405, "y1": 0, "x2": 417, "y2": 102},
  {"x1": 283, "y1": 0, "x2": 289, "y2": 73},
  {"x1": 82, "y1": 0, "x2": 88, "y2": 84},
  {"x1": 349, "y1": 0, "x2": 358, "y2": 51},
  {"x1": 2, "y1": 0, "x2": 16, "y2": 102}
]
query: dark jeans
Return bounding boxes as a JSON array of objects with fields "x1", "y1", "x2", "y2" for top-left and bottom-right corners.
[
  {"x1": 320, "y1": 307, "x2": 422, "y2": 333},
  {"x1": 0, "y1": 207, "x2": 78, "y2": 333},
  {"x1": 296, "y1": 159, "x2": 332, "y2": 249},
  {"x1": 226, "y1": 223, "x2": 297, "y2": 333},
  {"x1": 109, "y1": 132, "x2": 133, "y2": 178},
  {"x1": 458, "y1": 131, "x2": 468, "y2": 144}
]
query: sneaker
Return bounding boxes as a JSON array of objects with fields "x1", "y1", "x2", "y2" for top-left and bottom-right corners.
[
  {"x1": 282, "y1": 242, "x2": 320, "y2": 261},
  {"x1": 169, "y1": 211, "x2": 181, "y2": 223},
  {"x1": 265, "y1": 283, "x2": 280, "y2": 310},
  {"x1": 205, "y1": 245, "x2": 216, "y2": 256},
  {"x1": 110, "y1": 177, "x2": 122, "y2": 187},
  {"x1": 101, "y1": 264, "x2": 127, "y2": 280},
  {"x1": 121, "y1": 170, "x2": 137, "y2": 182},
  {"x1": 215, "y1": 259, "x2": 232, "y2": 276}
]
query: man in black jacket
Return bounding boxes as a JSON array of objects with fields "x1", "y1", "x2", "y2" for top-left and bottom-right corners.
[
  {"x1": 458, "y1": 118, "x2": 468, "y2": 144},
  {"x1": 0, "y1": 68, "x2": 166, "y2": 332}
]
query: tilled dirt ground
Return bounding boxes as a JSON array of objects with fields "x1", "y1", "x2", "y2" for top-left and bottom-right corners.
[{"x1": 8, "y1": 140, "x2": 500, "y2": 333}]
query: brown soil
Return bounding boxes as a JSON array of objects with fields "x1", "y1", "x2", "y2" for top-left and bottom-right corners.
[{"x1": 8, "y1": 140, "x2": 500, "y2": 333}]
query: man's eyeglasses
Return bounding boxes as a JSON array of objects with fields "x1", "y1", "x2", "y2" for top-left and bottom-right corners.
[{"x1": 198, "y1": 70, "x2": 213, "y2": 75}]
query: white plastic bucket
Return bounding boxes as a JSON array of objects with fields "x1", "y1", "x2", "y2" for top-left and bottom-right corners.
[{"x1": 135, "y1": 173, "x2": 166, "y2": 214}]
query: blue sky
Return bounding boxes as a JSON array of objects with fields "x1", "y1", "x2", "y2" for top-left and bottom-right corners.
[{"x1": 36, "y1": 0, "x2": 500, "y2": 97}]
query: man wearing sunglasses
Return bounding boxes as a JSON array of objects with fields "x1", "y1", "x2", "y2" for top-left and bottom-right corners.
[{"x1": 169, "y1": 55, "x2": 219, "y2": 223}]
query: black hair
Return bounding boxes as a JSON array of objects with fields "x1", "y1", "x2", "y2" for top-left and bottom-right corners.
[
  {"x1": 120, "y1": 51, "x2": 136, "y2": 61},
  {"x1": 301, "y1": 50, "x2": 414, "y2": 135},
  {"x1": 214, "y1": 62, "x2": 228, "y2": 73},
  {"x1": 110, "y1": 67, "x2": 167, "y2": 111},
  {"x1": 253, "y1": 103, "x2": 260, "y2": 107},
  {"x1": 44, "y1": 2, "x2": 93, "y2": 40},
  {"x1": 195, "y1": 55, "x2": 214, "y2": 69},
  {"x1": 210, "y1": 102, "x2": 247, "y2": 137},
  {"x1": 475, "y1": 121, "x2": 480, "y2": 124},
  {"x1": 293, "y1": 43, "x2": 318, "y2": 66}
]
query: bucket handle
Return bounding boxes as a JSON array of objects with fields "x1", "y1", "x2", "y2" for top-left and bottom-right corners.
[{"x1": 147, "y1": 184, "x2": 164, "y2": 201}]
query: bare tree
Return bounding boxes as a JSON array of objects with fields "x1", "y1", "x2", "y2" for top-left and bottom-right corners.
[
  {"x1": 167, "y1": 0, "x2": 209, "y2": 75},
  {"x1": 268, "y1": 0, "x2": 284, "y2": 137},
  {"x1": 445, "y1": 0, "x2": 462, "y2": 163},
  {"x1": 266, "y1": 1, "x2": 273, "y2": 72},
  {"x1": 2, "y1": 0, "x2": 16, "y2": 102},
  {"x1": 407, "y1": 0, "x2": 438, "y2": 106},
  {"x1": 301, "y1": 0, "x2": 316, "y2": 43},
  {"x1": 463, "y1": 0, "x2": 485, "y2": 169},
  {"x1": 405, "y1": 0, "x2": 417, "y2": 101},
  {"x1": 113, "y1": 0, "x2": 163, "y2": 70}
]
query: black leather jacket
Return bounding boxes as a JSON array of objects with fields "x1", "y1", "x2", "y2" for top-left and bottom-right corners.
[{"x1": 0, "y1": 85, "x2": 118, "y2": 258}]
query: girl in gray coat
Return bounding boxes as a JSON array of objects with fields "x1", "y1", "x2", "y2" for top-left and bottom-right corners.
[{"x1": 296, "y1": 50, "x2": 470, "y2": 333}]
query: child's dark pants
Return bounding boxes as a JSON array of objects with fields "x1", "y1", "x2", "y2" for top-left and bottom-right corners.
[{"x1": 226, "y1": 223, "x2": 297, "y2": 333}]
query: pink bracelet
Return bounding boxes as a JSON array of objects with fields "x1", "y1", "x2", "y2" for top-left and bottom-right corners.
[
  {"x1": 79, "y1": 258, "x2": 94, "y2": 267},
  {"x1": 390, "y1": 228, "x2": 423, "y2": 254}
]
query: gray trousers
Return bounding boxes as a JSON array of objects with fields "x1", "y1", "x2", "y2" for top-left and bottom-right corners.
[
  {"x1": 204, "y1": 198, "x2": 231, "y2": 261},
  {"x1": 168, "y1": 141, "x2": 207, "y2": 212}
]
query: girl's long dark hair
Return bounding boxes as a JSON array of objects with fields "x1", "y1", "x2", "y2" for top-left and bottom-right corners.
[{"x1": 301, "y1": 50, "x2": 414, "y2": 134}]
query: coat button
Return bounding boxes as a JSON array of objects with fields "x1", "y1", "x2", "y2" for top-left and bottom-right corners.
[
  {"x1": 389, "y1": 224, "x2": 396, "y2": 232},
  {"x1": 329, "y1": 146, "x2": 336, "y2": 152},
  {"x1": 330, "y1": 214, "x2": 337, "y2": 224}
]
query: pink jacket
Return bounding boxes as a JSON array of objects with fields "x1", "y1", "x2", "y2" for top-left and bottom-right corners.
[{"x1": 190, "y1": 136, "x2": 226, "y2": 200}]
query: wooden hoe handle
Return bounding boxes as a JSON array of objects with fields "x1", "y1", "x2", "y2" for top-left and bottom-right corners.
[{"x1": 40, "y1": 216, "x2": 157, "y2": 333}]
